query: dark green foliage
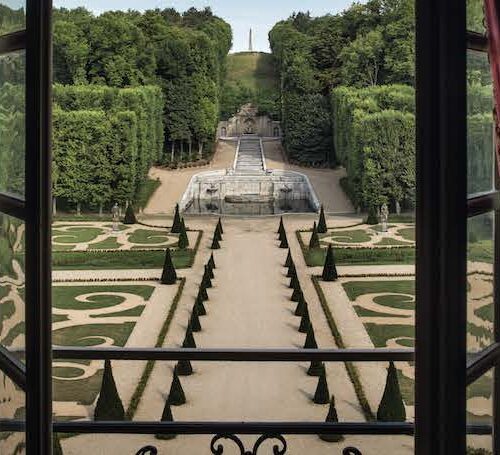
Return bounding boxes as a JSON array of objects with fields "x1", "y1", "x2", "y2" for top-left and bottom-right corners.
[
  {"x1": 322, "y1": 245, "x2": 338, "y2": 282},
  {"x1": 123, "y1": 204, "x2": 137, "y2": 224},
  {"x1": 161, "y1": 248, "x2": 177, "y2": 285},
  {"x1": 313, "y1": 369, "x2": 330, "y2": 404},
  {"x1": 190, "y1": 305, "x2": 202, "y2": 332},
  {"x1": 53, "y1": 433, "x2": 64, "y2": 455},
  {"x1": 307, "y1": 360, "x2": 324, "y2": 377},
  {"x1": 299, "y1": 305, "x2": 310, "y2": 333},
  {"x1": 198, "y1": 284, "x2": 209, "y2": 302},
  {"x1": 171, "y1": 204, "x2": 182, "y2": 234},
  {"x1": 183, "y1": 324, "x2": 197, "y2": 348},
  {"x1": 319, "y1": 396, "x2": 344, "y2": 442},
  {"x1": 206, "y1": 261, "x2": 215, "y2": 279},
  {"x1": 195, "y1": 295, "x2": 207, "y2": 316},
  {"x1": 155, "y1": 400, "x2": 176, "y2": 440},
  {"x1": 287, "y1": 262, "x2": 297, "y2": 278},
  {"x1": 289, "y1": 274, "x2": 300, "y2": 290},
  {"x1": 291, "y1": 287, "x2": 302, "y2": 303},
  {"x1": 208, "y1": 253, "x2": 216, "y2": 270},
  {"x1": 285, "y1": 249, "x2": 293, "y2": 267},
  {"x1": 168, "y1": 370, "x2": 186, "y2": 406},
  {"x1": 295, "y1": 294, "x2": 306, "y2": 317},
  {"x1": 309, "y1": 222, "x2": 320, "y2": 249},
  {"x1": 280, "y1": 232, "x2": 289, "y2": 249},
  {"x1": 202, "y1": 265, "x2": 213, "y2": 288},
  {"x1": 178, "y1": 218, "x2": 189, "y2": 249},
  {"x1": 304, "y1": 323, "x2": 318, "y2": 349},
  {"x1": 217, "y1": 217, "x2": 224, "y2": 235},
  {"x1": 214, "y1": 223, "x2": 222, "y2": 242},
  {"x1": 377, "y1": 361, "x2": 406, "y2": 422},
  {"x1": 277, "y1": 216, "x2": 284, "y2": 235},
  {"x1": 318, "y1": 206, "x2": 327, "y2": 233},
  {"x1": 211, "y1": 235, "x2": 221, "y2": 250},
  {"x1": 175, "y1": 359, "x2": 193, "y2": 376},
  {"x1": 366, "y1": 206, "x2": 379, "y2": 225},
  {"x1": 94, "y1": 359, "x2": 125, "y2": 421}
]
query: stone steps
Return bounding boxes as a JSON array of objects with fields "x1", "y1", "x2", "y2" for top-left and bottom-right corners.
[{"x1": 235, "y1": 135, "x2": 265, "y2": 173}]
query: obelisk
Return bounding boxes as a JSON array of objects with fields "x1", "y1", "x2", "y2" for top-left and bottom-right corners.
[{"x1": 249, "y1": 28, "x2": 253, "y2": 52}]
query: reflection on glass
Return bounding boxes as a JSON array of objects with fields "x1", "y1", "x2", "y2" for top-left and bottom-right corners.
[
  {"x1": 0, "y1": 212, "x2": 25, "y2": 359},
  {"x1": 467, "y1": 0, "x2": 486, "y2": 34},
  {"x1": 467, "y1": 50, "x2": 494, "y2": 196},
  {"x1": 0, "y1": 50, "x2": 25, "y2": 196},
  {"x1": 0, "y1": 1, "x2": 25, "y2": 35},
  {"x1": 467, "y1": 370, "x2": 493, "y2": 454},
  {"x1": 467, "y1": 213, "x2": 494, "y2": 354},
  {"x1": 0, "y1": 374, "x2": 25, "y2": 453}
]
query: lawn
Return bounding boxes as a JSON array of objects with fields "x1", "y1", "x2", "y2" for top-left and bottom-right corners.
[
  {"x1": 128, "y1": 229, "x2": 173, "y2": 245},
  {"x1": 225, "y1": 52, "x2": 279, "y2": 93},
  {"x1": 328, "y1": 229, "x2": 371, "y2": 243},
  {"x1": 52, "y1": 227, "x2": 104, "y2": 244}
]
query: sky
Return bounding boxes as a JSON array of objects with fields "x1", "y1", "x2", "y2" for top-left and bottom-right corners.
[{"x1": 50, "y1": 0, "x2": 362, "y2": 52}]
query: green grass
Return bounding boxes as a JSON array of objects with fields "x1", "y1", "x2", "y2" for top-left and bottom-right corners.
[
  {"x1": 225, "y1": 52, "x2": 279, "y2": 92},
  {"x1": 52, "y1": 249, "x2": 195, "y2": 270},
  {"x1": 135, "y1": 177, "x2": 161, "y2": 210},
  {"x1": 474, "y1": 303, "x2": 493, "y2": 323},
  {"x1": 363, "y1": 323, "x2": 415, "y2": 348},
  {"x1": 398, "y1": 228, "x2": 415, "y2": 241},
  {"x1": 371, "y1": 224, "x2": 397, "y2": 232},
  {"x1": 329, "y1": 229, "x2": 371, "y2": 243},
  {"x1": 343, "y1": 280, "x2": 415, "y2": 301},
  {"x1": 468, "y1": 240, "x2": 494, "y2": 263},
  {"x1": 128, "y1": 229, "x2": 173, "y2": 245},
  {"x1": 88, "y1": 237, "x2": 121, "y2": 250},
  {"x1": 375, "y1": 237, "x2": 411, "y2": 246},
  {"x1": 52, "y1": 285, "x2": 154, "y2": 310},
  {"x1": 373, "y1": 294, "x2": 415, "y2": 310},
  {"x1": 353, "y1": 305, "x2": 403, "y2": 318},
  {"x1": 52, "y1": 227, "x2": 104, "y2": 244},
  {"x1": 52, "y1": 322, "x2": 136, "y2": 347}
]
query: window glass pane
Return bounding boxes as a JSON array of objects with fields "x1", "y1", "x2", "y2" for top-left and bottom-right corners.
[
  {"x1": 467, "y1": 213, "x2": 494, "y2": 354},
  {"x1": 0, "y1": 212, "x2": 24, "y2": 360},
  {"x1": 0, "y1": 374, "x2": 24, "y2": 454},
  {"x1": 467, "y1": 49, "x2": 494, "y2": 196},
  {"x1": 467, "y1": 369, "x2": 493, "y2": 454},
  {"x1": 0, "y1": 50, "x2": 24, "y2": 197},
  {"x1": 467, "y1": 0, "x2": 486, "y2": 34},
  {"x1": 0, "y1": 1, "x2": 25, "y2": 35}
]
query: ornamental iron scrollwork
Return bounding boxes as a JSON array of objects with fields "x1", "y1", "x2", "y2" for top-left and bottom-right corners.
[{"x1": 135, "y1": 446, "x2": 158, "y2": 455}]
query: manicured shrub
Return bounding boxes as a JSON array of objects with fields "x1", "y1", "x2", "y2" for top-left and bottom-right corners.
[
  {"x1": 287, "y1": 262, "x2": 297, "y2": 278},
  {"x1": 195, "y1": 295, "x2": 207, "y2": 316},
  {"x1": 313, "y1": 369, "x2": 330, "y2": 404},
  {"x1": 208, "y1": 253, "x2": 216, "y2": 270},
  {"x1": 309, "y1": 222, "x2": 320, "y2": 249},
  {"x1": 168, "y1": 370, "x2": 186, "y2": 406},
  {"x1": 211, "y1": 235, "x2": 221, "y2": 250},
  {"x1": 285, "y1": 249, "x2": 293, "y2": 268},
  {"x1": 171, "y1": 204, "x2": 182, "y2": 233},
  {"x1": 123, "y1": 205, "x2": 137, "y2": 224},
  {"x1": 377, "y1": 361, "x2": 406, "y2": 422},
  {"x1": 53, "y1": 433, "x2": 64, "y2": 455},
  {"x1": 291, "y1": 286, "x2": 302, "y2": 303},
  {"x1": 295, "y1": 293, "x2": 306, "y2": 316},
  {"x1": 317, "y1": 205, "x2": 327, "y2": 234},
  {"x1": 206, "y1": 261, "x2": 215, "y2": 279},
  {"x1": 155, "y1": 400, "x2": 176, "y2": 440},
  {"x1": 217, "y1": 217, "x2": 224, "y2": 235},
  {"x1": 289, "y1": 274, "x2": 300, "y2": 290},
  {"x1": 175, "y1": 359, "x2": 193, "y2": 376},
  {"x1": 183, "y1": 324, "x2": 197, "y2": 348},
  {"x1": 307, "y1": 360, "x2": 324, "y2": 377},
  {"x1": 322, "y1": 245, "x2": 338, "y2": 282},
  {"x1": 277, "y1": 216, "x2": 284, "y2": 235},
  {"x1": 299, "y1": 305, "x2": 310, "y2": 333},
  {"x1": 304, "y1": 324, "x2": 318, "y2": 349},
  {"x1": 214, "y1": 223, "x2": 222, "y2": 242},
  {"x1": 366, "y1": 206, "x2": 379, "y2": 225},
  {"x1": 94, "y1": 359, "x2": 125, "y2": 421},
  {"x1": 190, "y1": 305, "x2": 202, "y2": 332},
  {"x1": 161, "y1": 248, "x2": 177, "y2": 285},
  {"x1": 202, "y1": 265, "x2": 213, "y2": 289},
  {"x1": 319, "y1": 395, "x2": 344, "y2": 442},
  {"x1": 280, "y1": 232, "x2": 289, "y2": 249},
  {"x1": 198, "y1": 284, "x2": 209, "y2": 302},
  {"x1": 178, "y1": 218, "x2": 189, "y2": 249}
]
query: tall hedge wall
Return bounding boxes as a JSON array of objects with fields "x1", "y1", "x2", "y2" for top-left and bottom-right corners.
[{"x1": 52, "y1": 85, "x2": 164, "y2": 208}]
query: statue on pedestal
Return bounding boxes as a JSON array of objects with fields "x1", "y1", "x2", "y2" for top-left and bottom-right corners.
[
  {"x1": 111, "y1": 203, "x2": 120, "y2": 232},
  {"x1": 380, "y1": 203, "x2": 389, "y2": 233}
]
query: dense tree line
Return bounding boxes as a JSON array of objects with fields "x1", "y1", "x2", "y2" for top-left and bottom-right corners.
[{"x1": 269, "y1": 0, "x2": 414, "y2": 165}]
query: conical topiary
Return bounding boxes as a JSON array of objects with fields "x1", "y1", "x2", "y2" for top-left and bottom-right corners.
[
  {"x1": 156, "y1": 400, "x2": 176, "y2": 440},
  {"x1": 295, "y1": 294, "x2": 306, "y2": 316},
  {"x1": 123, "y1": 204, "x2": 137, "y2": 225},
  {"x1": 287, "y1": 262, "x2": 297, "y2": 278},
  {"x1": 161, "y1": 248, "x2": 177, "y2": 285},
  {"x1": 289, "y1": 274, "x2": 300, "y2": 290},
  {"x1": 366, "y1": 206, "x2": 379, "y2": 225},
  {"x1": 168, "y1": 370, "x2": 186, "y2": 406},
  {"x1": 299, "y1": 305, "x2": 310, "y2": 333},
  {"x1": 313, "y1": 369, "x2": 330, "y2": 404},
  {"x1": 94, "y1": 359, "x2": 125, "y2": 421},
  {"x1": 183, "y1": 324, "x2": 197, "y2": 348},
  {"x1": 214, "y1": 223, "x2": 222, "y2": 242},
  {"x1": 198, "y1": 284, "x2": 209, "y2": 302},
  {"x1": 377, "y1": 361, "x2": 406, "y2": 422},
  {"x1": 307, "y1": 360, "x2": 325, "y2": 377},
  {"x1": 309, "y1": 222, "x2": 320, "y2": 249},
  {"x1": 291, "y1": 286, "x2": 302, "y2": 302},
  {"x1": 178, "y1": 218, "x2": 189, "y2": 249},
  {"x1": 190, "y1": 306, "x2": 201, "y2": 332},
  {"x1": 319, "y1": 395, "x2": 344, "y2": 442},
  {"x1": 211, "y1": 235, "x2": 221, "y2": 250},
  {"x1": 285, "y1": 249, "x2": 293, "y2": 268},
  {"x1": 195, "y1": 295, "x2": 207, "y2": 316},
  {"x1": 208, "y1": 253, "x2": 216, "y2": 270},
  {"x1": 277, "y1": 216, "x2": 284, "y2": 235},
  {"x1": 53, "y1": 433, "x2": 64, "y2": 455},
  {"x1": 217, "y1": 217, "x2": 224, "y2": 235},
  {"x1": 202, "y1": 266, "x2": 212, "y2": 289},
  {"x1": 206, "y1": 261, "x2": 215, "y2": 279},
  {"x1": 322, "y1": 245, "x2": 338, "y2": 282},
  {"x1": 280, "y1": 231, "x2": 288, "y2": 249},
  {"x1": 317, "y1": 205, "x2": 327, "y2": 234},
  {"x1": 304, "y1": 324, "x2": 318, "y2": 349},
  {"x1": 171, "y1": 204, "x2": 182, "y2": 233},
  {"x1": 175, "y1": 359, "x2": 193, "y2": 376}
]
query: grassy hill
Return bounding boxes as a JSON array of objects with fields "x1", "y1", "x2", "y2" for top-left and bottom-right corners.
[{"x1": 220, "y1": 52, "x2": 280, "y2": 120}]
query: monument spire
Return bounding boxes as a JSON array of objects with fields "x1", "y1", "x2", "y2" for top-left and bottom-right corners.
[{"x1": 249, "y1": 28, "x2": 253, "y2": 52}]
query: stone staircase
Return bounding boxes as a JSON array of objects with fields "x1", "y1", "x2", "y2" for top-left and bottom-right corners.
[{"x1": 234, "y1": 134, "x2": 265, "y2": 173}]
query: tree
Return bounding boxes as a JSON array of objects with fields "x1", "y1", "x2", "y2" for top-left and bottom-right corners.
[
  {"x1": 123, "y1": 204, "x2": 137, "y2": 224},
  {"x1": 217, "y1": 217, "x2": 224, "y2": 235},
  {"x1": 313, "y1": 369, "x2": 330, "y2": 404},
  {"x1": 190, "y1": 305, "x2": 202, "y2": 332},
  {"x1": 291, "y1": 286, "x2": 303, "y2": 303},
  {"x1": 280, "y1": 231, "x2": 289, "y2": 249},
  {"x1": 287, "y1": 261, "x2": 297, "y2": 278},
  {"x1": 308, "y1": 359, "x2": 324, "y2": 377},
  {"x1": 309, "y1": 222, "x2": 320, "y2": 249},
  {"x1": 285, "y1": 249, "x2": 293, "y2": 268},
  {"x1": 195, "y1": 295, "x2": 207, "y2": 316},
  {"x1": 94, "y1": 359, "x2": 125, "y2": 421},
  {"x1": 171, "y1": 204, "x2": 182, "y2": 233},
  {"x1": 208, "y1": 253, "x2": 216, "y2": 270},
  {"x1": 304, "y1": 323, "x2": 318, "y2": 349},
  {"x1": 317, "y1": 205, "x2": 327, "y2": 233},
  {"x1": 161, "y1": 248, "x2": 177, "y2": 285},
  {"x1": 175, "y1": 359, "x2": 193, "y2": 376},
  {"x1": 319, "y1": 395, "x2": 344, "y2": 442},
  {"x1": 202, "y1": 265, "x2": 213, "y2": 289},
  {"x1": 366, "y1": 205, "x2": 379, "y2": 225},
  {"x1": 289, "y1": 274, "x2": 300, "y2": 291},
  {"x1": 198, "y1": 284, "x2": 209, "y2": 302},
  {"x1": 299, "y1": 305, "x2": 310, "y2": 333},
  {"x1": 377, "y1": 361, "x2": 406, "y2": 422},
  {"x1": 168, "y1": 370, "x2": 186, "y2": 406},
  {"x1": 183, "y1": 324, "x2": 197, "y2": 348},
  {"x1": 156, "y1": 400, "x2": 176, "y2": 440},
  {"x1": 322, "y1": 245, "x2": 338, "y2": 282},
  {"x1": 295, "y1": 293, "x2": 306, "y2": 316},
  {"x1": 178, "y1": 218, "x2": 189, "y2": 249},
  {"x1": 214, "y1": 222, "x2": 222, "y2": 241},
  {"x1": 211, "y1": 235, "x2": 221, "y2": 250},
  {"x1": 277, "y1": 216, "x2": 285, "y2": 235}
]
